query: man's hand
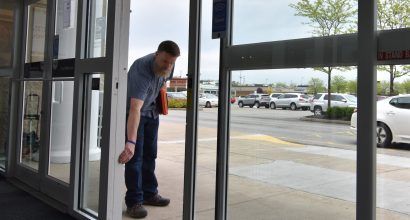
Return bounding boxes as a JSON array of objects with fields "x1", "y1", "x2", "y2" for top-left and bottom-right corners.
[{"x1": 118, "y1": 142, "x2": 135, "y2": 164}]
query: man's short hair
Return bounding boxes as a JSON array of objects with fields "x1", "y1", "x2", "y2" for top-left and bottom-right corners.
[{"x1": 157, "y1": 40, "x2": 180, "y2": 57}]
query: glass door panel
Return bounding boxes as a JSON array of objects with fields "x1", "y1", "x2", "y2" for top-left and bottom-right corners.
[
  {"x1": 225, "y1": 0, "x2": 361, "y2": 218},
  {"x1": 25, "y1": 0, "x2": 47, "y2": 63},
  {"x1": 20, "y1": 81, "x2": 43, "y2": 171},
  {"x1": 46, "y1": 0, "x2": 78, "y2": 183},
  {"x1": 228, "y1": 69, "x2": 358, "y2": 219},
  {"x1": 80, "y1": 73, "x2": 104, "y2": 216},
  {"x1": 193, "y1": 0, "x2": 221, "y2": 218},
  {"x1": 47, "y1": 80, "x2": 74, "y2": 183}
]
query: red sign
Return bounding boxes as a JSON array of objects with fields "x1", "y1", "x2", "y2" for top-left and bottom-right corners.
[
  {"x1": 377, "y1": 50, "x2": 410, "y2": 61},
  {"x1": 169, "y1": 78, "x2": 188, "y2": 87}
]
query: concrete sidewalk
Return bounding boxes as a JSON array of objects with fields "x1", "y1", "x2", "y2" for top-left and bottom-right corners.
[{"x1": 122, "y1": 117, "x2": 410, "y2": 220}]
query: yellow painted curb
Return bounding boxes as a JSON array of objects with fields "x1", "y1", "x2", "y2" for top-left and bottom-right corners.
[{"x1": 237, "y1": 134, "x2": 302, "y2": 147}]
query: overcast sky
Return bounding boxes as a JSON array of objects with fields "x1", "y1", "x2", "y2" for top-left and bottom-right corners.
[{"x1": 128, "y1": 0, "x2": 408, "y2": 86}]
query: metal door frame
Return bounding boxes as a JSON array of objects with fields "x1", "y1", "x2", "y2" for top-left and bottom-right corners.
[{"x1": 5, "y1": 0, "x2": 131, "y2": 219}]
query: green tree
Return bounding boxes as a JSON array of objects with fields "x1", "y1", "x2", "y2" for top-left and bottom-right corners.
[
  {"x1": 289, "y1": 82, "x2": 297, "y2": 90},
  {"x1": 398, "y1": 80, "x2": 410, "y2": 94},
  {"x1": 377, "y1": 0, "x2": 410, "y2": 95},
  {"x1": 346, "y1": 80, "x2": 357, "y2": 95},
  {"x1": 290, "y1": 0, "x2": 357, "y2": 110},
  {"x1": 378, "y1": 65, "x2": 410, "y2": 95},
  {"x1": 232, "y1": 81, "x2": 241, "y2": 87},
  {"x1": 308, "y1": 77, "x2": 325, "y2": 94},
  {"x1": 275, "y1": 82, "x2": 288, "y2": 89},
  {"x1": 378, "y1": 0, "x2": 410, "y2": 30},
  {"x1": 331, "y1": 75, "x2": 348, "y2": 93},
  {"x1": 377, "y1": 81, "x2": 390, "y2": 96}
]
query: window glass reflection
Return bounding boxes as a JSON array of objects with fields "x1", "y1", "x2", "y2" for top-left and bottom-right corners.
[
  {"x1": 80, "y1": 74, "x2": 103, "y2": 216},
  {"x1": 48, "y1": 81, "x2": 74, "y2": 183},
  {"x1": 53, "y1": 0, "x2": 78, "y2": 60},
  {"x1": 88, "y1": 0, "x2": 108, "y2": 58},
  {"x1": 25, "y1": 0, "x2": 47, "y2": 63},
  {"x1": 20, "y1": 81, "x2": 43, "y2": 171}
]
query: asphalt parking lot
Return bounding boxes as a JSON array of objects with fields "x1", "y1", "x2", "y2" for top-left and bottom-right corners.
[{"x1": 165, "y1": 106, "x2": 410, "y2": 156}]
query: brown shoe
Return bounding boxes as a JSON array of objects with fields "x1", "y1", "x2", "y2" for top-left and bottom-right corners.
[
  {"x1": 126, "y1": 203, "x2": 147, "y2": 218},
  {"x1": 143, "y1": 194, "x2": 170, "y2": 206}
]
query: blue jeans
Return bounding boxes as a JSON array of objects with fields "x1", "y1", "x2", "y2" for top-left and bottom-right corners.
[{"x1": 125, "y1": 116, "x2": 159, "y2": 207}]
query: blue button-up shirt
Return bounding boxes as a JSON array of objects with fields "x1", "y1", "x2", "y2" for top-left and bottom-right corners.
[{"x1": 127, "y1": 53, "x2": 172, "y2": 118}]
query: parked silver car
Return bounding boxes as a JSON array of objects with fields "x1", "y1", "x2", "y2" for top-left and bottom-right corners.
[
  {"x1": 270, "y1": 93, "x2": 310, "y2": 110},
  {"x1": 269, "y1": 93, "x2": 283, "y2": 109},
  {"x1": 237, "y1": 94, "x2": 269, "y2": 108},
  {"x1": 310, "y1": 93, "x2": 357, "y2": 115}
]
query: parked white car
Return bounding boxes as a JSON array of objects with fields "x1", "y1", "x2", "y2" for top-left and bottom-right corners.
[
  {"x1": 350, "y1": 94, "x2": 410, "y2": 147},
  {"x1": 199, "y1": 93, "x2": 219, "y2": 108},
  {"x1": 310, "y1": 93, "x2": 357, "y2": 115},
  {"x1": 270, "y1": 93, "x2": 310, "y2": 110}
]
